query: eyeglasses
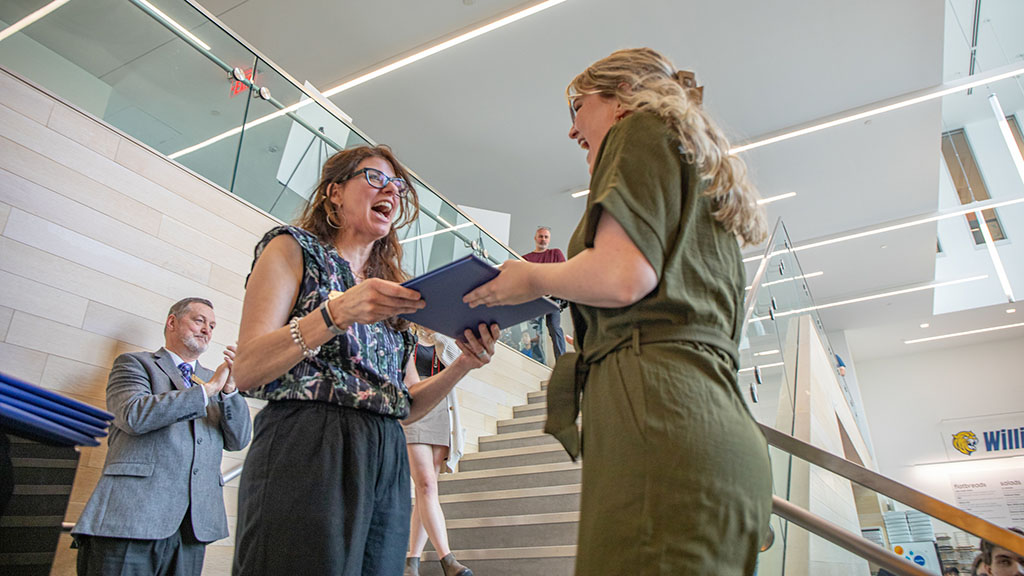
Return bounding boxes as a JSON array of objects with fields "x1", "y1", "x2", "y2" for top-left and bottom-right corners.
[
  {"x1": 346, "y1": 167, "x2": 409, "y2": 197},
  {"x1": 567, "y1": 90, "x2": 604, "y2": 124},
  {"x1": 568, "y1": 95, "x2": 582, "y2": 124}
]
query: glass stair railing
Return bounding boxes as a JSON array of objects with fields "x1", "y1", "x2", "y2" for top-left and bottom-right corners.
[
  {"x1": 744, "y1": 220, "x2": 1024, "y2": 576},
  {"x1": 0, "y1": 0, "x2": 553, "y2": 366}
]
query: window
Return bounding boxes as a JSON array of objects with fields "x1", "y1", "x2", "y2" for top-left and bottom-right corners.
[
  {"x1": 1008, "y1": 115, "x2": 1024, "y2": 160},
  {"x1": 940, "y1": 129, "x2": 1008, "y2": 245}
]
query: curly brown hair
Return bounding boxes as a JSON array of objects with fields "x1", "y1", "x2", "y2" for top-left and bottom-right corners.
[{"x1": 296, "y1": 145, "x2": 420, "y2": 330}]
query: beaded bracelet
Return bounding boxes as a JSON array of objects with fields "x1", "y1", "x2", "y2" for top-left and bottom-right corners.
[{"x1": 289, "y1": 317, "x2": 320, "y2": 359}]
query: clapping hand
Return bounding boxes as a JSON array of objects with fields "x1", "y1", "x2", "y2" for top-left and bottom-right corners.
[{"x1": 205, "y1": 345, "x2": 237, "y2": 397}]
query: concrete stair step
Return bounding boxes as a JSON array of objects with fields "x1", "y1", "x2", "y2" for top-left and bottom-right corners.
[
  {"x1": 459, "y1": 443, "x2": 570, "y2": 472},
  {"x1": 422, "y1": 512, "x2": 579, "y2": 551},
  {"x1": 513, "y1": 402, "x2": 547, "y2": 419},
  {"x1": 439, "y1": 462, "x2": 581, "y2": 495},
  {"x1": 527, "y1": 390, "x2": 546, "y2": 404},
  {"x1": 497, "y1": 414, "x2": 546, "y2": 434},
  {"x1": 418, "y1": 546, "x2": 575, "y2": 576},
  {"x1": 478, "y1": 429, "x2": 562, "y2": 452},
  {"x1": 438, "y1": 484, "x2": 582, "y2": 519}
]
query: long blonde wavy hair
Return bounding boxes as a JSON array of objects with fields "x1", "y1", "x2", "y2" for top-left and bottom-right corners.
[{"x1": 568, "y1": 48, "x2": 768, "y2": 246}]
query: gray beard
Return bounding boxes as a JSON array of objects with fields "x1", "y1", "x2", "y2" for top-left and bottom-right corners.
[{"x1": 182, "y1": 335, "x2": 209, "y2": 356}]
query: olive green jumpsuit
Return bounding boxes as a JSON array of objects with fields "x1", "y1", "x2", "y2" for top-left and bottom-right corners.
[{"x1": 545, "y1": 111, "x2": 772, "y2": 576}]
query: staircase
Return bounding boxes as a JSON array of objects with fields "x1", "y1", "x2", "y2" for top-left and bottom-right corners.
[{"x1": 418, "y1": 386, "x2": 580, "y2": 575}]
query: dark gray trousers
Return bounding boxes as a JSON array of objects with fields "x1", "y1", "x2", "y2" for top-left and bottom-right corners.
[
  {"x1": 75, "y1": 512, "x2": 205, "y2": 576},
  {"x1": 233, "y1": 401, "x2": 411, "y2": 576}
]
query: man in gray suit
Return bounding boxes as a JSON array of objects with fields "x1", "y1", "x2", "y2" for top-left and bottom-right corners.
[{"x1": 73, "y1": 297, "x2": 252, "y2": 576}]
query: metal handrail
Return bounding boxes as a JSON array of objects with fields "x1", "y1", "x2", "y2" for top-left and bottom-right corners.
[
  {"x1": 222, "y1": 462, "x2": 244, "y2": 485},
  {"x1": 761, "y1": 423, "x2": 1024, "y2": 556},
  {"x1": 772, "y1": 496, "x2": 933, "y2": 576}
]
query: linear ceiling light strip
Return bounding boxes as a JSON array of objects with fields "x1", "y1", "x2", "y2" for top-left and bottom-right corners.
[
  {"x1": 748, "y1": 275, "x2": 988, "y2": 322},
  {"x1": 170, "y1": 0, "x2": 566, "y2": 159},
  {"x1": 904, "y1": 322, "x2": 1024, "y2": 344},
  {"x1": 400, "y1": 222, "x2": 474, "y2": 244},
  {"x1": 0, "y1": 0, "x2": 72, "y2": 42},
  {"x1": 745, "y1": 270, "x2": 824, "y2": 291},
  {"x1": 757, "y1": 192, "x2": 797, "y2": 205},
  {"x1": 989, "y1": 94, "x2": 1024, "y2": 190},
  {"x1": 324, "y1": 0, "x2": 566, "y2": 97},
  {"x1": 742, "y1": 195, "x2": 1024, "y2": 264},
  {"x1": 976, "y1": 207, "x2": 1015, "y2": 302},
  {"x1": 730, "y1": 62, "x2": 1024, "y2": 154},
  {"x1": 739, "y1": 361, "x2": 784, "y2": 374},
  {"x1": 135, "y1": 0, "x2": 210, "y2": 50}
]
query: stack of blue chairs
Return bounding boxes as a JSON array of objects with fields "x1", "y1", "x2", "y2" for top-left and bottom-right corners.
[{"x1": 0, "y1": 372, "x2": 113, "y2": 446}]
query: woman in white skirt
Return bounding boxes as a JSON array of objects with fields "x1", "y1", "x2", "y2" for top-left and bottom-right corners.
[{"x1": 403, "y1": 327, "x2": 470, "y2": 576}]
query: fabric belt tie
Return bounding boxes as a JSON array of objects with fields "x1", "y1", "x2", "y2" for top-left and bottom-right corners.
[{"x1": 544, "y1": 323, "x2": 733, "y2": 461}]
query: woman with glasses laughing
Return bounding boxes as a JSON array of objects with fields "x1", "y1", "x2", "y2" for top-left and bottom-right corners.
[
  {"x1": 231, "y1": 145, "x2": 499, "y2": 575},
  {"x1": 464, "y1": 48, "x2": 772, "y2": 575}
]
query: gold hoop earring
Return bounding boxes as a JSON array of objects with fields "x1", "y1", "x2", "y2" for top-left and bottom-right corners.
[{"x1": 325, "y1": 198, "x2": 341, "y2": 229}]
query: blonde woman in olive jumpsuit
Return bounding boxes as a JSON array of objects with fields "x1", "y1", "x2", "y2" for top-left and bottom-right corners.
[{"x1": 465, "y1": 48, "x2": 772, "y2": 575}]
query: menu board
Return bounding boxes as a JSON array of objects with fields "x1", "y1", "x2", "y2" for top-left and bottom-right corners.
[{"x1": 950, "y1": 468, "x2": 1024, "y2": 526}]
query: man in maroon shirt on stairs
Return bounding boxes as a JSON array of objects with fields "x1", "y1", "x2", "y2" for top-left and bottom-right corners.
[{"x1": 521, "y1": 226, "x2": 567, "y2": 360}]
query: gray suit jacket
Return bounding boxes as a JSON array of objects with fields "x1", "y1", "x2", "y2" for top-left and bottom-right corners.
[{"x1": 73, "y1": 348, "x2": 252, "y2": 542}]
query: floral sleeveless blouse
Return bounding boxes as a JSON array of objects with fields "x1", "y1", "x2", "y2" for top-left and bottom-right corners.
[{"x1": 243, "y1": 226, "x2": 416, "y2": 418}]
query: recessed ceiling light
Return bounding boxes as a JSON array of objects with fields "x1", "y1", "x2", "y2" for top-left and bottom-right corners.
[
  {"x1": 880, "y1": 245, "x2": 887, "y2": 249},
  {"x1": 0, "y1": 0, "x2": 72, "y2": 43},
  {"x1": 757, "y1": 192, "x2": 797, "y2": 205},
  {"x1": 571, "y1": 189, "x2": 590, "y2": 198},
  {"x1": 904, "y1": 322, "x2": 1024, "y2": 344},
  {"x1": 919, "y1": 323, "x2": 930, "y2": 328},
  {"x1": 1008, "y1": 308, "x2": 1017, "y2": 314},
  {"x1": 753, "y1": 349, "x2": 780, "y2": 357}
]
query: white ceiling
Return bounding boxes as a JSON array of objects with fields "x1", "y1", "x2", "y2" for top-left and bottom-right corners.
[{"x1": 199, "y1": 0, "x2": 1024, "y2": 360}]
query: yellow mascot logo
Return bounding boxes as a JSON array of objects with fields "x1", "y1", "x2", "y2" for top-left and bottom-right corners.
[{"x1": 952, "y1": 431, "x2": 978, "y2": 456}]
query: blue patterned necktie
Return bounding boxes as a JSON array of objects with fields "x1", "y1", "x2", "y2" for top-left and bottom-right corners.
[{"x1": 178, "y1": 362, "x2": 194, "y2": 388}]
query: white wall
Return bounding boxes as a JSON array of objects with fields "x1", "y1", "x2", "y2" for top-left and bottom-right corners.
[
  {"x1": 458, "y1": 204, "x2": 511, "y2": 248},
  {"x1": 786, "y1": 316, "x2": 873, "y2": 576},
  {"x1": 857, "y1": 334, "x2": 1024, "y2": 504}
]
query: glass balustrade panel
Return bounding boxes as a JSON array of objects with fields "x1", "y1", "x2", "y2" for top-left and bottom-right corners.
[{"x1": 0, "y1": 0, "x2": 259, "y2": 190}]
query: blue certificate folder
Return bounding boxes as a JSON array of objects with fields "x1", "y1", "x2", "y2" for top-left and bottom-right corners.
[
  {"x1": 0, "y1": 371, "x2": 114, "y2": 447},
  {"x1": 400, "y1": 255, "x2": 558, "y2": 339}
]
